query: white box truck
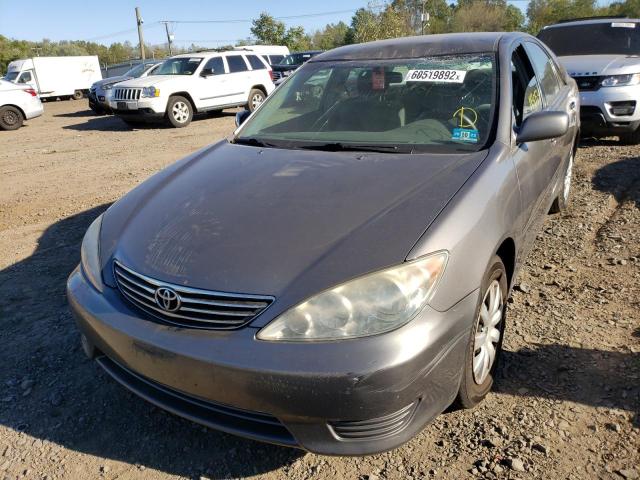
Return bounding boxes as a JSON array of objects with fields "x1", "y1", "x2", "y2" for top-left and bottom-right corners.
[{"x1": 5, "y1": 56, "x2": 102, "y2": 100}]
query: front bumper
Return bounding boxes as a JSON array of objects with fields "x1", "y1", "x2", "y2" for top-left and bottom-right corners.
[
  {"x1": 109, "y1": 98, "x2": 166, "y2": 122},
  {"x1": 579, "y1": 85, "x2": 640, "y2": 135},
  {"x1": 67, "y1": 266, "x2": 476, "y2": 455}
]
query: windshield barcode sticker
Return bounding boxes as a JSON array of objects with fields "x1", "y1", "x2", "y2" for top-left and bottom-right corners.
[
  {"x1": 406, "y1": 69, "x2": 467, "y2": 83},
  {"x1": 611, "y1": 22, "x2": 636, "y2": 28}
]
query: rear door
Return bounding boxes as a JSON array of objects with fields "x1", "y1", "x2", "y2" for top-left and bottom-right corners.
[{"x1": 523, "y1": 41, "x2": 576, "y2": 193}]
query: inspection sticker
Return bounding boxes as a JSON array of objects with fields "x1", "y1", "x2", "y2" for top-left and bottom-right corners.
[
  {"x1": 406, "y1": 69, "x2": 467, "y2": 83},
  {"x1": 452, "y1": 128, "x2": 479, "y2": 143}
]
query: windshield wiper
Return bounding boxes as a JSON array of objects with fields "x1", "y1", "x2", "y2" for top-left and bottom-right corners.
[
  {"x1": 232, "y1": 137, "x2": 278, "y2": 148},
  {"x1": 298, "y1": 142, "x2": 408, "y2": 154}
]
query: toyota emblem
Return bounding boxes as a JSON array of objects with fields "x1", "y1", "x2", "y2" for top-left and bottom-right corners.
[{"x1": 154, "y1": 287, "x2": 181, "y2": 312}]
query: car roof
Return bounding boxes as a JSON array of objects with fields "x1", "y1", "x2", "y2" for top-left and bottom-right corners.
[
  {"x1": 310, "y1": 32, "x2": 524, "y2": 62},
  {"x1": 170, "y1": 51, "x2": 262, "y2": 59},
  {"x1": 542, "y1": 17, "x2": 640, "y2": 29}
]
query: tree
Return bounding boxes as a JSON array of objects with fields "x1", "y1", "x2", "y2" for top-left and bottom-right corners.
[
  {"x1": 453, "y1": 0, "x2": 524, "y2": 32},
  {"x1": 250, "y1": 12, "x2": 286, "y2": 45},
  {"x1": 347, "y1": 2, "x2": 414, "y2": 43},
  {"x1": 311, "y1": 22, "x2": 349, "y2": 50},
  {"x1": 526, "y1": 0, "x2": 597, "y2": 33}
]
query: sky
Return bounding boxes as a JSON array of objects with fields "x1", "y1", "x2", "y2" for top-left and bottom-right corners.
[{"x1": 0, "y1": 0, "x2": 375, "y2": 48}]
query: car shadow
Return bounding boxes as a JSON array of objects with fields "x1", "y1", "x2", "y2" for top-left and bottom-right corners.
[
  {"x1": 54, "y1": 109, "x2": 101, "y2": 118},
  {"x1": 591, "y1": 155, "x2": 640, "y2": 209},
  {"x1": 0, "y1": 205, "x2": 302, "y2": 479},
  {"x1": 495, "y1": 344, "x2": 639, "y2": 425}
]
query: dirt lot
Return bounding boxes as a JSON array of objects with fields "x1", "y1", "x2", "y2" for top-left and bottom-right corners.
[{"x1": 0, "y1": 100, "x2": 638, "y2": 480}]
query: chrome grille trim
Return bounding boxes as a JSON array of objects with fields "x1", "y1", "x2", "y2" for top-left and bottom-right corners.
[
  {"x1": 113, "y1": 88, "x2": 142, "y2": 101},
  {"x1": 113, "y1": 260, "x2": 274, "y2": 329}
]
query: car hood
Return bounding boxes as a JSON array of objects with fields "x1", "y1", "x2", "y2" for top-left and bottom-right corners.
[
  {"x1": 94, "y1": 75, "x2": 130, "y2": 88},
  {"x1": 101, "y1": 141, "x2": 487, "y2": 311},
  {"x1": 557, "y1": 54, "x2": 640, "y2": 76},
  {"x1": 114, "y1": 75, "x2": 186, "y2": 88}
]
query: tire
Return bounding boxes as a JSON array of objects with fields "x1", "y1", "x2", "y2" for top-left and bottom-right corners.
[
  {"x1": 549, "y1": 146, "x2": 574, "y2": 213},
  {"x1": 0, "y1": 106, "x2": 24, "y2": 131},
  {"x1": 72, "y1": 90, "x2": 84, "y2": 100},
  {"x1": 247, "y1": 88, "x2": 265, "y2": 112},
  {"x1": 166, "y1": 96, "x2": 193, "y2": 128},
  {"x1": 619, "y1": 128, "x2": 640, "y2": 145},
  {"x1": 456, "y1": 255, "x2": 508, "y2": 409}
]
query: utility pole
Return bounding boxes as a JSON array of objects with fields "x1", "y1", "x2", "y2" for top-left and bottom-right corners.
[
  {"x1": 135, "y1": 7, "x2": 145, "y2": 61},
  {"x1": 162, "y1": 22, "x2": 173, "y2": 56}
]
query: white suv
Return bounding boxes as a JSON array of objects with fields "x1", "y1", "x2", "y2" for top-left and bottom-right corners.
[{"x1": 109, "y1": 51, "x2": 275, "y2": 128}]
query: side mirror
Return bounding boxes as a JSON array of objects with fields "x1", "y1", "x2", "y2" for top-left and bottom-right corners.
[
  {"x1": 200, "y1": 68, "x2": 214, "y2": 77},
  {"x1": 235, "y1": 109, "x2": 251, "y2": 128},
  {"x1": 516, "y1": 111, "x2": 569, "y2": 143}
]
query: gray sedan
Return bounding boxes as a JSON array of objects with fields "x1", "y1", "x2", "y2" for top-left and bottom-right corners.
[{"x1": 67, "y1": 32, "x2": 578, "y2": 455}]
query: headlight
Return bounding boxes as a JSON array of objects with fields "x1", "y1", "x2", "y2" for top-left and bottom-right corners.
[
  {"x1": 141, "y1": 86, "x2": 160, "y2": 97},
  {"x1": 80, "y1": 214, "x2": 104, "y2": 292},
  {"x1": 103, "y1": 83, "x2": 114, "y2": 90},
  {"x1": 600, "y1": 73, "x2": 640, "y2": 87},
  {"x1": 257, "y1": 251, "x2": 448, "y2": 342}
]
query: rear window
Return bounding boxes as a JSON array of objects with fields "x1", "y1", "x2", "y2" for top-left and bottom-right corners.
[
  {"x1": 226, "y1": 55, "x2": 249, "y2": 73},
  {"x1": 246, "y1": 55, "x2": 266, "y2": 70},
  {"x1": 268, "y1": 55, "x2": 284, "y2": 65}
]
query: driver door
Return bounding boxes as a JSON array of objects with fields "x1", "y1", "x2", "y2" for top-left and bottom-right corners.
[
  {"x1": 196, "y1": 56, "x2": 232, "y2": 110},
  {"x1": 17, "y1": 70, "x2": 37, "y2": 91}
]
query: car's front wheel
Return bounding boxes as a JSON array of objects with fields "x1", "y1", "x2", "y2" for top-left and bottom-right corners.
[
  {"x1": 0, "y1": 106, "x2": 24, "y2": 131},
  {"x1": 456, "y1": 255, "x2": 507, "y2": 409},
  {"x1": 166, "y1": 96, "x2": 193, "y2": 128},
  {"x1": 72, "y1": 90, "x2": 84, "y2": 100}
]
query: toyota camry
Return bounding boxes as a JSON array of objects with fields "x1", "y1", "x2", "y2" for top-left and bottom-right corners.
[{"x1": 67, "y1": 32, "x2": 578, "y2": 455}]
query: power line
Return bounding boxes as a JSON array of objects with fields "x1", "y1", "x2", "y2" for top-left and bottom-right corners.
[{"x1": 160, "y1": 8, "x2": 360, "y2": 24}]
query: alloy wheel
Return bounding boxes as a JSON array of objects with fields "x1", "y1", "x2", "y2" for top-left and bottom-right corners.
[
  {"x1": 172, "y1": 102, "x2": 190, "y2": 123},
  {"x1": 472, "y1": 279, "x2": 504, "y2": 384},
  {"x1": 251, "y1": 93, "x2": 264, "y2": 110}
]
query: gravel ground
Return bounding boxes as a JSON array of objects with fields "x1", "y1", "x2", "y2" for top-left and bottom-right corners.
[{"x1": 0, "y1": 100, "x2": 638, "y2": 480}]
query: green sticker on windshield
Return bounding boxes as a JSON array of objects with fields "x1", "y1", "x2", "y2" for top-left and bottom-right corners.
[{"x1": 452, "y1": 128, "x2": 479, "y2": 143}]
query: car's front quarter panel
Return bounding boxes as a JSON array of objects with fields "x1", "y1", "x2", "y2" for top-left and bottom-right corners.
[{"x1": 409, "y1": 142, "x2": 522, "y2": 313}]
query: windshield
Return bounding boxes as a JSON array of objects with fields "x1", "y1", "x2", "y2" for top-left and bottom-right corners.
[
  {"x1": 235, "y1": 54, "x2": 496, "y2": 153},
  {"x1": 539, "y1": 22, "x2": 640, "y2": 56},
  {"x1": 124, "y1": 63, "x2": 150, "y2": 77},
  {"x1": 155, "y1": 57, "x2": 203, "y2": 75},
  {"x1": 5, "y1": 72, "x2": 19, "y2": 81}
]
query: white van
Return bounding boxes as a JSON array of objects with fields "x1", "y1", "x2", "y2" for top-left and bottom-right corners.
[
  {"x1": 5, "y1": 56, "x2": 102, "y2": 100},
  {"x1": 233, "y1": 45, "x2": 290, "y2": 66}
]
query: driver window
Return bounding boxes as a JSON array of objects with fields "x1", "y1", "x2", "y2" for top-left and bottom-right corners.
[
  {"x1": 203, "y1": 57, "x2": 225, "y2": 75},
  {"x1": 511, "y1": 46, "x2": 542, "y2": 126},
  {"x1": 18, "y1": 72, "x2": 32, "y2": 84}
]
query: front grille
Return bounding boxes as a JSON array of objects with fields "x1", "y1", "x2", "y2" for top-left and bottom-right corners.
[
  {"x1": 272, "y1": 71, "x2": 285, "y2": 80},
  {"x1": 329, "y1": 401, "x2": 418, "y2": 441},
  {"x1": 96, "y1": 355, "x2": 297, "y2": 446},
  {"x1": 113, "y1": 260, "x2": 274, "y2": 329},
  {"x1": 113, "y1": 87, "x2": 142, "y2": 100},
  {"x1": 571, "y1": 75, "x2": 601, "y2": 91}
]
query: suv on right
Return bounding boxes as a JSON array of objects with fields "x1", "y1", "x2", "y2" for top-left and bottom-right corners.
[{"x1": 538, "y1": 17, "x2": 640, "y2": 143}]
